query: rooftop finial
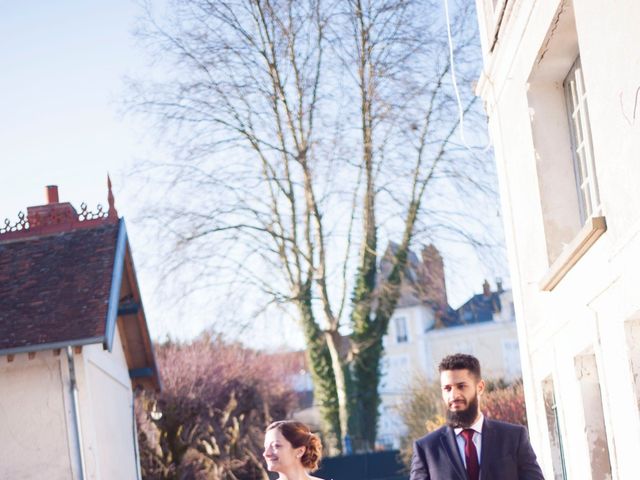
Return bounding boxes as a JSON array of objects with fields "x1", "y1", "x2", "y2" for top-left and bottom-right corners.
[{"x1": 107, "y1": 174, "x2": 118, "y2": 220}]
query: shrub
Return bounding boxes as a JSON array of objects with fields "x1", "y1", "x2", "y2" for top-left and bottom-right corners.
[
  {"x1": 136, "y1": 335, "x2": 299, "y2": 479},
  {"x1": 397, "y1": 375, "x2": 445, "y2": 468},
  {"x1": 397, "y1": 375, "x2": 526, "y2": 469},
  {"x1": 482, "y1": 380, "x2": 526, "y2": 426}
]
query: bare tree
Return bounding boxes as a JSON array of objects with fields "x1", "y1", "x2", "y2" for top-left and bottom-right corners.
[
  {"x1": 136, "y1": 336, "x2": 299, "y2": 479},
  {"x1": 129, "y1": 0, "x2": 496, "y2": 452}
]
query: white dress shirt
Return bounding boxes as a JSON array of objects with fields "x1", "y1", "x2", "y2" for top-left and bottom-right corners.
[{"x1": 453, "y1": 414, "x2": 483, "y2": 468}]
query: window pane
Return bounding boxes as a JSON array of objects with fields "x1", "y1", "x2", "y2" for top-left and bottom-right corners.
[
  {"x1": 564, "y1": 56, "x2": 600, "y2": 223},
  {"x1": 395, "y1": 317, "x2": 408, "y2": 343},
  {"x1": 542, "y1": 377, "x2": 567, "y2": 479}
]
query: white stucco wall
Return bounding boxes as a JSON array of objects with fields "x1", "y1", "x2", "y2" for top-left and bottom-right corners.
[
  {"x1": 79, "y1": 328, "x2": 140, "y2": 480},
  {"x1": 383, "y1": 304, "x2": 435, "y2": 377},
  {"x1": 0, "y1": 353, "x2": 73, "y2": 480},
  {"x1": 0, "y1": 328, "x2": 140, "y2": 480},
  {"x1": 475, "y1": 1, "x2": 640, "y2": 478}
]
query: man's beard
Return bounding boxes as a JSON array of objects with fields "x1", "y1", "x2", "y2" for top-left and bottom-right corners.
[{"x1": 446, "y1": 394, "x2": 480, "y2": 428}]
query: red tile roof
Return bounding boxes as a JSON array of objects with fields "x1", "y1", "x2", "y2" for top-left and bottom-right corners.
[
  {"x1": 0, "y1": 222, "x2": 119, "y2": 352},
  {"x1": 0, "y1": 183, "x2": 161, "y2": 390}
]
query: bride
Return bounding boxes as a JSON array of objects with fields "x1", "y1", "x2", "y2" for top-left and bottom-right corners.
[{"x1": 263, "y1": 420, "x2": 328, "y2": 480}]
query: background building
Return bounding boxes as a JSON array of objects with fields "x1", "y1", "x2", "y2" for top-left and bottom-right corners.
[
  {"x1": 376, "y1": 244, "x2": 520, "y2": 449},
  {"x1": 475, "y1": 1, "x2": 640, "y2": 478},
  {"x1": 0, "y1": 184, "x2": 159, "y2": 480}
]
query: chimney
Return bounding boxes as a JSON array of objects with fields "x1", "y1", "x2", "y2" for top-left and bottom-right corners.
[
  {"x1": 482, "y1": 279, "x2": 491, "y2": 296},
  {"x1": 419, "y1": 244, "x2": 448, "y2": 306},
  {"x1": 46, "y1": 185, "x2": 59, "y2": 204},
  {"x1": 26, "y1": 185, "x2": 78, "y2": 232},
  {"x1": 1, "y1": 181, "x2": 118, "y2": 242}
]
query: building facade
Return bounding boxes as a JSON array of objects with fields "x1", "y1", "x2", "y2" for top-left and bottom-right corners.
[
  {"x1": 376, "y1": 245, "x2": 521, "y2": 449},
  {"x1": 0, "y1": 184, "x2": 160, "y2": 480},
  {"x1": 475, "y1": 1, "x2": 640, "y2": 478}
]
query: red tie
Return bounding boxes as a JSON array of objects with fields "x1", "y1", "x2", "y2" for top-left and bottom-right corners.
[{"x1": 461, "y1": 429, "x2": 479, "y2": 480}]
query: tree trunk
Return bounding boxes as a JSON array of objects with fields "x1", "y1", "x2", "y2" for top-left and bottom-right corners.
[
  {"x1": 324, "y1": 330, "x2": 353, "y2": 453},
  {"x1": 296, "y1": 283, "x2": 341, "y2": 452}
]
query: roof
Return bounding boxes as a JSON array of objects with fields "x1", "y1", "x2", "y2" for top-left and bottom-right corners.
[
  {"x1": 436, "y1": 281, "x2": 504, "y2": 329},
  {"x1": 456, "y1": 291, "x2": 502, "y2": 325},
  {"x1": 379, "y1": 242, "x2": 448, "y2": 309},
  {"x1": 0, "y1": 223, "x2": 119, "y2": 350},
  {"x1": 378, "y1": 240, "x2": 507, "y2": 330},
  {"x1": 0, "y1": 184, "x2": 160, "y2": 391}
]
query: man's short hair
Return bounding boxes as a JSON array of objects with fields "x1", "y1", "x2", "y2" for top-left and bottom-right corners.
[{"x1": 438, "y1": 353, "x2": 482, "y2": 379}]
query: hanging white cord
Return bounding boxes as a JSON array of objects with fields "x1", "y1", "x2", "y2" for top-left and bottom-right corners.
[
  {"x1": 442, "y1": 0, "x2": 470, "y2": 147},
  {"x1": 442, "y1": 0, "x2": 492, "y2": 153}
]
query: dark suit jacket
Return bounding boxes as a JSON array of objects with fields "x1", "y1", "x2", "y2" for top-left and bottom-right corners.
[{"x1": 410, "y1": 418, "x2": 544, "y2": 480}]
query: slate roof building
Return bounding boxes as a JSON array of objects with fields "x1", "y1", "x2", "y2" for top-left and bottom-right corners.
[
  {"x1": 0, "y1": 182, "x2": 159, "y2": 480},
  {"x1": 456, "y1": 279, "x2": 502, "y2": 325},
  {"x1": 376, "y1": 245, "x2": 520, "y2": 449}
]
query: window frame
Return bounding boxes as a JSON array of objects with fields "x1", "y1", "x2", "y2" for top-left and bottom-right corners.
[
  {"x1": 526, "y1": 0, "x2": 607, "y2": 291},
  {"x1": 481, "y1": 0, "x2": 508, "y2": 53},
  {"x1": 394, "y1": 316, "x2": 408, "y2": 343},
  {"x1": 564, "y1": 56, "x2": 601, "y2": 224},
  {"x1": 542, "y1": 376, "x2": 568, "y2": 479}
]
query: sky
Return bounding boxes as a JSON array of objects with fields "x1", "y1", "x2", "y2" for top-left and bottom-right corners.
[
  {"x1": 1, "y1": 1, "x2": 508, "y2": 350},
  {"x1": 0, "y1": 0, "x2": 309, "y2": 346},
  {"x1": 1, "y1": 1, "x2": 149, "y2": 211},
  {"x1": 0, "y1": 0, "x2": 186, "y2": 338}
]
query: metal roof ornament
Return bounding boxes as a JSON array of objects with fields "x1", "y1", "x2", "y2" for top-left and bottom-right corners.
[
  {"x1": 0, "y1": 211, "x2": 29, "y2": 234},
  {"x1": 107, "y1": 174, "x2": 118, "y2": 220}
]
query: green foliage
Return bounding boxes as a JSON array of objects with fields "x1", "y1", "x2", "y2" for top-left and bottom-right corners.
[{"x1": 297, "y1": 282, "x2": 341, "y2": 452}]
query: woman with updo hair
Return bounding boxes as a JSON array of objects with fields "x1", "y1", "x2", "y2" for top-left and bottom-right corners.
[{"x1": 263, "y1": 420, "x2": 329, "y2": 479}]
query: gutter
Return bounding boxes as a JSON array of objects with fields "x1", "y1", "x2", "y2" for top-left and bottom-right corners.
[
  {"x1": 132, "y1": 392, "x2": 142, "y2": 480},
  {"x1": 66, "y1": 346, "x2": 87, "y2": 480}
]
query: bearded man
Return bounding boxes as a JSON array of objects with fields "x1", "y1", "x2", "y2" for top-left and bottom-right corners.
[{"x1": 409, "y1": 353, "x2": 544, "y2": 480}]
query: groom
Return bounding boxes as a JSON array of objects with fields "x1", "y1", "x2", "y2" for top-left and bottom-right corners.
[{"x1": 410, "y1": 353, "x2": 544, "y2": 480}]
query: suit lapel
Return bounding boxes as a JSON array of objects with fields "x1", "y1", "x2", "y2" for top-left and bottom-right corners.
[
  {"x1": 479, "y1": 419, "x2": 495, "y2": 480},
  {"x1": 440, "y1": 427, "x2": 468, "y2": 480}
]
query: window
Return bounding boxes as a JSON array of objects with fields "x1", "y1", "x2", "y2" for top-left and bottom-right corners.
[
  {"x1": 395, "y1": 316, "x2": 408, "y2": 343},
  {"x1": 574, "y1": 351, "x2": 612, "y2": 478},
  {"x1": 542, "y1": 376, "x2": 567, "y2": 480},
  {"x1": 527, "y1": 0, "x2": 606, "y2": 290},
  {"x1": 564, "y1": 56, "x2": 601, "y2": 223}
]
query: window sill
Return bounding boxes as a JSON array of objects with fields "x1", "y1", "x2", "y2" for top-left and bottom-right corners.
[{"x1": 540, "y1": 216, "x2": 607, "y2": 291}]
